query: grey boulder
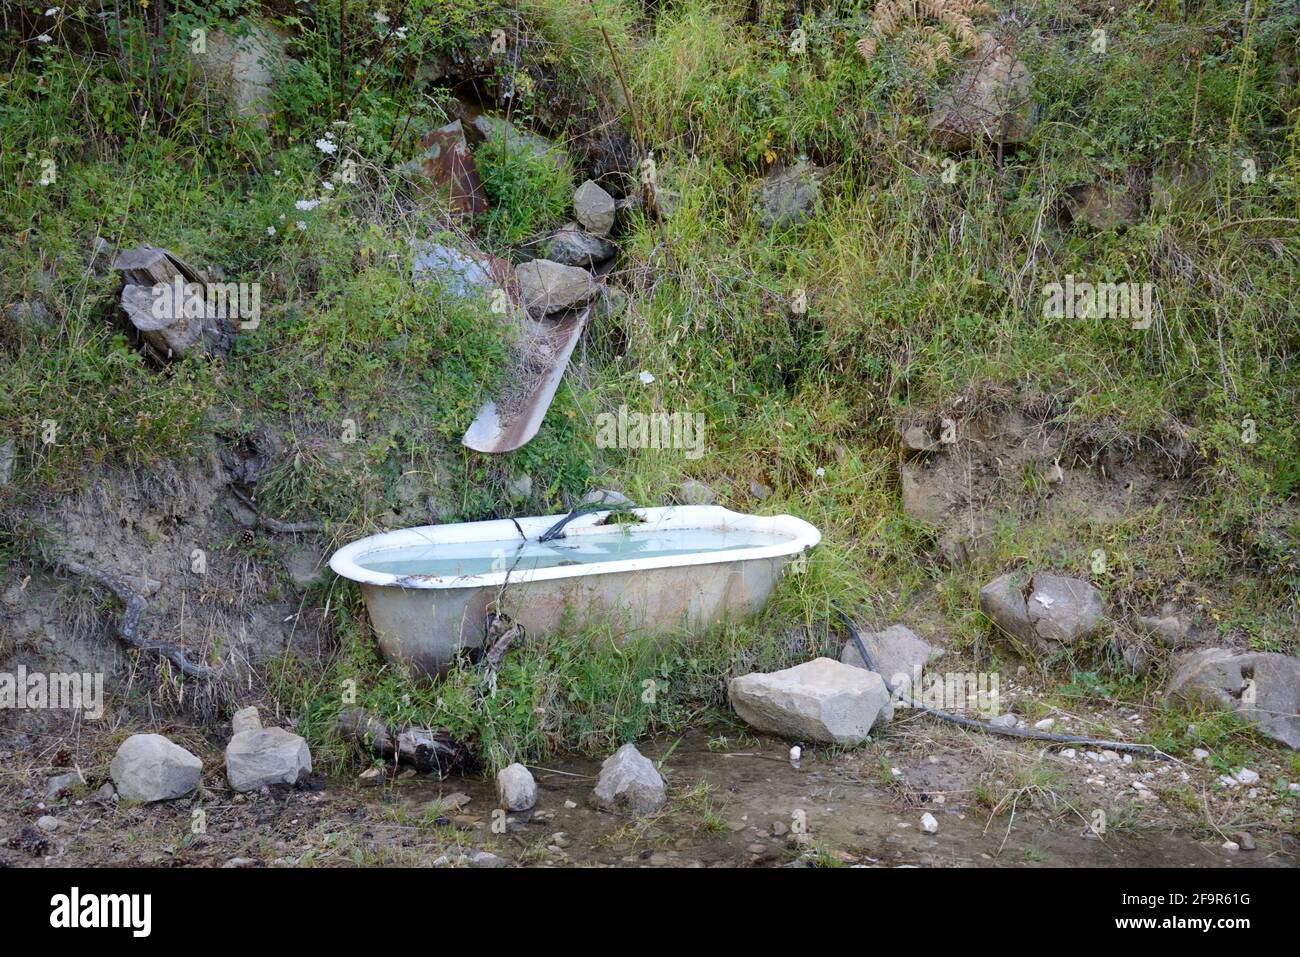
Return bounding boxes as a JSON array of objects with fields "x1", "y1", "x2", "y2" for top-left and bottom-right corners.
[
  {"x1": 225, "y1": 727, "x2": 312, "y2": 792},
  {"x1": 980, "y1": 572, "x2": 1104, "y2": 651},
  {"x1": 1167, "y1": 648, "x2": 1300, "y2": 750},
  {"x1": 590, "y1": 743, "x2": 666, "y2": 815},
  {"x1": 729, "y1": 657, "x2": 893, "y2": 746},
  {"x1": 110, "y1": 734, "x2": 202, "y2": 802},
  {"x1": 515, "y1": 259, "x2": 597, "y2": 316}
]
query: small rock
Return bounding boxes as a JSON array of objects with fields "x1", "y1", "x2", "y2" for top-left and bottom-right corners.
[
  {"x1": 1233, "y1": 831, "x2": 1256, "y2": 851},
  {"x1": 582, "y1": 488, "x2": 632, "y2": 508},
  {"x1": 920, "y1": 812, "x2": 939, "y2": 834},
  {"x1": 93, "y1": 783, "x2": 116, "y2": 803},
  {"x1": 901, "y1": 425, "x2": 937, "y2": 453},
  {"x1": 771, "y1": 821, "x2": 789, "y2": 836},
  {"x1": 1221, "y1": 840, "x2": 1240, "y2": 852},
  {"x1": 0, "y1": 438, "x2": 15, "y2": 486},
  {"x1": 225, "y1": 727, "x2": 312, "y2": 792},
  {"x1": 110, "y1": 734, "x2": 203, "y2": 803},
  {"x1": 1192, "y1": 748, "x2": 1210, "y2": 761},
  {"x1": 282, "y1": 545, "x2": 324, "y2": 590},
  {"x1": 929, "y1": 33, "x2": 1037, "y2": 151},
  {"x1": 359, "y1": 766, "x2": 384, "y2": 785},
  {"x1": 496, "y1": 763, "x2": 537, "y2": 812},
  {"x1": 677, "y1": 478, "x2": 717, "y2": 506},
  {"x1": 1235, "y1": 768, "x2": 1260, "y2": 786},
  {"x1": 45, "y1": 770, "x2": 85, "y2": 800},
  {"x1": 231, "y1": 706, "x2": 262, "y2": 736},
  {"x1": 508, "y1": 474, "x2": 533, "y2": 500},
  {"x1": 989, "y1": 714, "x2": 1017, "y2": 729},
  {"x1": 36, "y1": 816, "x2": 61, "y2": 834},
  {"x1": 1033, "y1": 718, "x2": 1056, "y2": 731},
  {"x1": 590, "y1": 743, "x2": 666, "y2": 815},
  {"x1": 469, "y1": 850, "x2": 507, "y2": 868},
  {"x1": 574, "y1": 180, "x2": 617, "y2": 236}
]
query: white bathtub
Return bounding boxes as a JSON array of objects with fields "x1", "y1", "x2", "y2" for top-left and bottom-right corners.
[{"x1": 329, "y1": 505, "x2": 821, "y2": 675}]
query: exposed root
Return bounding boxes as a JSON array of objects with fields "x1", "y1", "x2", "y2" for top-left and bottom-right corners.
[{"x1": 55, "y1": 557, "x2": 221, "y2": 679}]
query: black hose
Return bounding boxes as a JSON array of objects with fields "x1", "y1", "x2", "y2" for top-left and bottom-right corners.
[{"x1": 832, "y1": 605, "x2": 1169, "y2": 759}]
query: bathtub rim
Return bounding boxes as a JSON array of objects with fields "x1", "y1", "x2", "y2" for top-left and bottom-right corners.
[{"x1": 328, "y1": 505, "x2": 820, "y2": 590}]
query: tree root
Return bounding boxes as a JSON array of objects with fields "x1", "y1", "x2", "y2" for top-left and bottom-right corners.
[
  {"x1": 56, "y1": 558, "x2": 221, "y2": 679},
  {"x1": 230, "y1": 487, "x2": 325, "y2": 533}
]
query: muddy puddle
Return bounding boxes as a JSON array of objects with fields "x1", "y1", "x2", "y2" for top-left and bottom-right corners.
[{"x1": 381, "y1": 728, "x2": 1296, "y2": 868}]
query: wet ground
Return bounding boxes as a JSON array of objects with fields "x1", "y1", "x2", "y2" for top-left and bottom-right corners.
[{"x1": 7, "y1": 724, "x2": 1295, "y2": 868}]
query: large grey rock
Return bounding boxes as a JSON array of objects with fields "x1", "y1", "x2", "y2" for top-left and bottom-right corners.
[
  {"x1": 574, "y1": 180, "x2": 616, "y2": 236},
  {"x1": 590, "y1": 743, "x2": 666, "y2": 815},
  {"x1": 515, "y1": 259, "x2": 597, "y2": 316},
  {"x1": 760, "y1": 159, "x2": 823, "y2": 229},
  {"x1": 411, "y1": 242, "x2": 498, "y2": 298},
  {"x1": 930, "y1": 33, "x2": 1037, "y2": 151},
  {"x1": 841, "y1": 624, "x2": 940, "y2": 689},
  {"x1": 545, "y1": 224, "x2": 616, "y2": 267},
  {"x1": 1167, "y1": 649, "x2": 1300, "y2": 750},
  {"x1": 496, "y1": 763, "x2": 537, "y2": 811},
  {"x1": 225, "y1": 727, "x2": 312, "y2": 792},
  {"x1": 729, "y1": 657, "x2": 893, "y2": 746},
  {"x1": 979, "y1": 572, "x2": 1104, "y2": 651},
  {"x1": 110, "y1": 734, "x2": 202, "y2": 802}
]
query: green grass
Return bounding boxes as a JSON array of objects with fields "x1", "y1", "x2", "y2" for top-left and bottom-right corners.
[{"x1": 1, "y1": 0, "x2": 1297, "y2": 771}]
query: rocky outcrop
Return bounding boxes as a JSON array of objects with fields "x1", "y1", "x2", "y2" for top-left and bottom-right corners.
[
  {"x1": 979, "y1": 572, "x2": 1104, "y2": 651},
  {"x1": 110, "y1": 734, "x2": 202, "y2": 802},
  {"x1": 590, "y1": 743, "x2": 666, "y2": 815},
  {"x1": 193, "y1": 25, "x2": 285, "y2": 127},
  {"x1": 729, "y1": 657, "x2": 893, "y2": 746},
  {"x1": 1166, "y1": 648, "x2": 1300, "y2": 750},
  {"x1": 496, "y1": 762, "x2": 537, "y2": 811}
]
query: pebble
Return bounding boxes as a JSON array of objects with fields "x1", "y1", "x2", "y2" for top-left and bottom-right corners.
[
  {"x1": 920, "y1": 812, "x2": 939, "y2": 834},
  {"x1": 1233, "y1": 831, "x2": 1256, "y2": 851},
  {"x1": 1221, "y1": 840, "x2": 1239, "y2": 852},
  {"x1": 1060, "y1": 748, "x2": 1077, "y2": 759},
  {"x1": 36, "y1": 816, "x2": 61, "y2": 833},
  {"x1": 1235, "y1": 768, "x2": 1260, "y2": 786},
  {"x1": 1192, "y1": 748, "x2": 1210, "y2": 761},
  {"x1": 1033, "y1": 718, "x2": 1055, "y2": 731}
]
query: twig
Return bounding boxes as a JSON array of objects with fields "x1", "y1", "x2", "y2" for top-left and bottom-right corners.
[{"x1": 230, "y1": 487, "x2": 325, "y2": 533}]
